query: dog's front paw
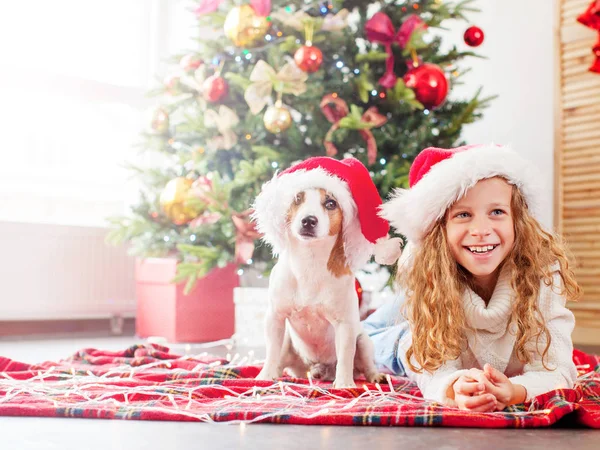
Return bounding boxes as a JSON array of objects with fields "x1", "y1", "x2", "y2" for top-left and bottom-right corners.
[
  {"x1": 366, "y1": 372, "x2": 388, "y2": 384},
  {"x1": 255, "y1": 367, "x2": 281, "y2": 381},
  {"x1": 332, "y1": 377, "x2": 356, "y2": 389}
]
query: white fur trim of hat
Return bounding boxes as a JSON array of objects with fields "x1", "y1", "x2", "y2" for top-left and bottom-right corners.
[
  {"x1": 252, "y1": 167, "x2": 374, "y2": 271},
  {"x1": 379, "y1": 144, "x2": 545, "y2": 244}
]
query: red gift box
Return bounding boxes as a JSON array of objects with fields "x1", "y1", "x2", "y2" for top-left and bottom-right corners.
[{"x1": 135, "y1": 258, "x2": 239, "y2": 343}]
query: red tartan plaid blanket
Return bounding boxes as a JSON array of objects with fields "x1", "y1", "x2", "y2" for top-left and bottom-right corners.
[{"x1": 0, "y1": 344, "x2": 599, "y2": 427}]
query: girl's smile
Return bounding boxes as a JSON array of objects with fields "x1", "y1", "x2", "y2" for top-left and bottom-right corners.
[{"x1": 463, "y1": 244, "x2": 500, "y2": 261}]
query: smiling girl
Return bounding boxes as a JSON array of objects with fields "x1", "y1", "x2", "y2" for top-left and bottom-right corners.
[{"x1": 365, "y1": 144, "x2": 581, "y2": 411}]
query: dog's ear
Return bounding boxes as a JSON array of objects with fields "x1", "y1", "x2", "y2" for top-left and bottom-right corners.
[{"x1": 327, "y1": 231, "x2": 351, "y2": 277}]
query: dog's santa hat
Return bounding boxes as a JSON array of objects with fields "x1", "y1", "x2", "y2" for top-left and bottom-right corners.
[
  {"x1": 380, "y1": 143, "x2": 544, "y2": 244},
  {"x1": 252, "y1": 157, "x2": 402, "y2": 270}
]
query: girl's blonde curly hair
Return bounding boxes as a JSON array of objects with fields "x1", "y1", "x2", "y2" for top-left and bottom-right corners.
[{"x1": 400, "y1": 181, "x2": 582, "y2": 374}]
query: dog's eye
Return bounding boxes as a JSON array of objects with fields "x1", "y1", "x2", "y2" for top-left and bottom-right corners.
[
  {"x1": 293, "y1": 193, "x2": 304, "y2": 205},
  {"x1": 324, "y1": 199, "x2": 337, "y2": 210}
]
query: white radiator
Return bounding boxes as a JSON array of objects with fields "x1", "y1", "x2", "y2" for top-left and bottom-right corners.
[{"x1": 0, "y1": 221, "x2": 136, "y2": 320}]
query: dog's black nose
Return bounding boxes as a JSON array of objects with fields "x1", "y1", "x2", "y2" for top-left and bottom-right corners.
[{"x1": 301, "y1": 215, "x2": 318, "y2": 229}]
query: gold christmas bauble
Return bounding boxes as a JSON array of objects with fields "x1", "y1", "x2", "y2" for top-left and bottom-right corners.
[
  {"x1": 159, "y1": 178, "x2": 198, "y2": 225},
  {"x1": 150, "y1": 108, "x2": 169, "y2": 134},
  {"x1": 224, "y1": 5, "x2": 270, "y2": 47},
  {"x1": 263, "y1": 104, "x2": 292, "y2": 133}
]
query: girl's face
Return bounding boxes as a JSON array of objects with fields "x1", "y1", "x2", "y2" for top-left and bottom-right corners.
[{"x1": 445, "y1": 177, "x2": 515, "y2": 289}]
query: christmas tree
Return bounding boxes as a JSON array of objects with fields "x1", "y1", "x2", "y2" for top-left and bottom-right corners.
[{"x1": 108, "y1": 0, "x2": 491, "y2": 292}]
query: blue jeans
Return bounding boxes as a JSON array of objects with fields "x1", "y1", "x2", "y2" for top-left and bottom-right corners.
[{"x1": 361, "y1": 295, "x2": 410, "y2": 376}]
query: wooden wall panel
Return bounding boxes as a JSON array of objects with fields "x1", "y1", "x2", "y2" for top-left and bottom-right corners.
[{"x1": 556, "y1": 0, "x2": 600, "y2": 345}]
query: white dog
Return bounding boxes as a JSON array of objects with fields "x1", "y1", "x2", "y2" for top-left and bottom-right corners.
[{"x1": 252, "y1": 157, "x2": 401, "y2": 388}]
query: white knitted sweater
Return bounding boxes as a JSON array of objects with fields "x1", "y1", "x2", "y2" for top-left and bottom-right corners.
[{"x1": 397, "y1": 267, "x2": 578, "y2": 405}]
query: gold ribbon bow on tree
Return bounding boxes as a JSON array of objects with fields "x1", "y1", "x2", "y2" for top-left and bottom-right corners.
[
  {"x1": 231, "y1": 209, "x2": 263, "y2": 264},
  {"x1": 244, "y1": 60, "x2": 308, "y2": 114},
  {"x1": 204, "y1": 106, "x2": 239, "y2": 150},
  {"x1": 269, "y1": 9, "x2": 307, "y2": 30},
  {"x1": 180, "y1": 66, "x2": 206, "y2": 92},
  {"x1": 270, "y1": 8, "x2": 349, "y2": 32},
  {"x1": 319, "y1": 94, "x2": 387, "y2": 165}
]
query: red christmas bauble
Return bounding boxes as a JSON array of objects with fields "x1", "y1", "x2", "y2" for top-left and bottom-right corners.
[
  {"x1": 294, "y1": 45, "x2": 323, "y2": 73},
  {"x1": 403, "y1": 63, "x2": 449, "y2": 110},
  {"x1": 202, "y1": 75, "x2": 228, "y2": 103},
  {"x1": 464, "y1": 26, "x2": 484, "y2": 47},
  {"x1": 180, "y1": 53, "x2": 203, "y2": 72}
]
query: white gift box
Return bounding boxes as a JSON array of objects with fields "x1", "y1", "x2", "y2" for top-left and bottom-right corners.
[{"x1": 233, "y1": 287, "x2": 269, "y2": 347}]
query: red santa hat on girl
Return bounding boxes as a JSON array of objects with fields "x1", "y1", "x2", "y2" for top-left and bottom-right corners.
[
  {"x1": 380, "y1": 144, "x2": 544, "y2": 244},
  {"x1": 252, "y1": 157, "x2": 402, "y2": 270}
]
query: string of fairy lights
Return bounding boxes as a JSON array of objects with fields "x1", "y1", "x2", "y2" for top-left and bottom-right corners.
[{"x1": 0, "y1": 349, "x2": 596, "y2": 424}]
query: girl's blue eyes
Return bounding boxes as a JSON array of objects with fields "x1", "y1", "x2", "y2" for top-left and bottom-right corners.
[{"x1": 454, "y1": 209, "x2": 506, "y2": 219}]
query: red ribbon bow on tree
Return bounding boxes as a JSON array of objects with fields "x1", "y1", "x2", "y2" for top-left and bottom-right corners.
[
  {"x1": 232, "y1": 209, "x2": 262, "y2": 264},
  {"x1": 320, "y1": 94, "x2": 387, "y2": 165},
  {"x1": 578, "y1": 0, "x2": 600, "y2": 30},
  {"x1": 365, "y1": 13, "x2": 427, "y2": 89},
  {"x1": 591, "y1": 36, "x2": 600, "y2": 73},
  {"x1": 577, "y1": 0, "x2": 600, "y2": 73}
]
